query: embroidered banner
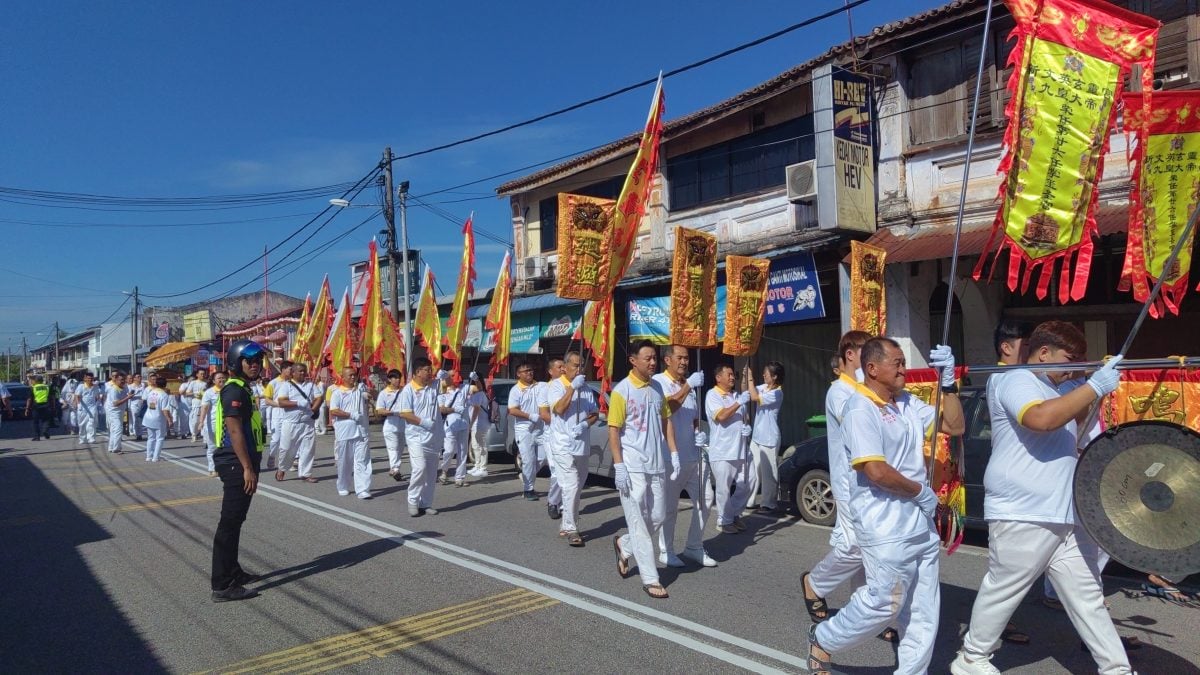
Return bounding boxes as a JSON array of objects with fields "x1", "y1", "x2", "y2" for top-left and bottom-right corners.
[
  {"x1": 723, "y1": 256, "x2": 770, "y2": 356},
  {"x1": 1119, "y1": 91, "x2": 1200, "y2": 317},
  {"x1": 904, "y1": 366, "x2": 969, "y2": 553},
  {"x1": 669, "y1": 227, "x2": 718, "y2": 347},
  {"x1": 974, "y1": 0, "x2": 1159, "y2": 303},
  {"x1": 556, "y1": 194, "x2": 616, "y2": 300},
  {"x1": 1102, "y1": 366, "x2": 1200, "y2": 430},
  {"x1": 849, "y1": 240, "x2": 887, "y2": 336}
]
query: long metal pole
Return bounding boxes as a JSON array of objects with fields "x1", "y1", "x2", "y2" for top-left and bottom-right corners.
[
  {"x1": 54, "y1": 321, "x2": 60, "y2": 371},
  {"x1": 383, "y1": 148, "x2": 400, "y2": 324},
  {"x1": 130, "y1": 287, "x2": 139, "y2": 375},
  {"x1": 929, "y1": 0, "x2": 994, "y2": 485},
  {"x1": 398, "y1": 181, "x2": 414, "y2": 376}
]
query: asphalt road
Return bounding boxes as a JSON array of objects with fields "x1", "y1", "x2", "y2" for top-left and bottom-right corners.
[{"x1": 1, "y1": 418, "x2": 1197, "y2": 674}]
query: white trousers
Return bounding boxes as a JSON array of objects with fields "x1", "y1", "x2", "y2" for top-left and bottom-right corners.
[
  {"x1": 470, "y1": 425, "x2": 489, "y2": 470},
  {"x1": 618, "y1": 471, "x2": 666, "y2": 586},
  {"x1": 266, "y1": 410, "x2": 282, "y2": 467},
  {"x1": 407, "y1": 444, "x2": 440, "y2": 507},
  {"x1": 145, "y1": 424, "x2": 167, "y2": 461},
  {"x1": 203, "y1": 423, "x2": 216, "y2": 472},
  {"x1": 188, "y1": 401, "x2": 202, "y2": 437},
  {"x1": 816, "y1": 529, "x2": 941, "y2": 675},
  {"x1": 128, "y1": 402, "x2": 144, "y2": 437},
  {"x1": 550, "y1": 450, "x2": 588, "y2": 533},
  {"x1": 440, "y1": 428, "x2": 469, "y2": 482},
  {"x1": 539, "y1": 434, "x2": 561, "y2": 506},
  {"x1": 711, "y1": 458, "x2": 751, "y2": 526},
  {"x1": 383, "y1": 426, "x2": 405, "y2": 472},
  {"x1": 278, "y1": 420, "x2": 316, "y2": 478},
  {"x1": 809, "y1": 501, "x2": 866, "y2": 598},
  {"x1": 105, "y1": 410, "x2": 124, "y2": 452},
  {"x1": 658, "y1": 459, "x2": 712, "y2": 555},
  {"x1": 315, "y1": 403, "x2": 328, "y2": 434},
  {"x1": 516, "y1": 430, "x2": 539, "y2": 492},
  {"x1": 334, "y1": 437, "x2": 371, "y2": 496},
  {"x1": 177, "y1": 398, "x2": 191, "y2": 436},
  {"x1": 746, "y1": 440, "x2": 779, "y2": 509},
  {"x1": 962, "y1": 520, "x2": 1130, "y2": 675},
  {"x1": 78, "y1": 410, "x2": 97, "y2": 443},
  {"x1": 1045, "y1": 524, "x2": 1110, "y2": 601}
]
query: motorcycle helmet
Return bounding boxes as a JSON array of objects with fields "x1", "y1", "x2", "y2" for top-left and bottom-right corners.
[{"x1": 226, "y1": 339, "x2": 266, "y2": 378}]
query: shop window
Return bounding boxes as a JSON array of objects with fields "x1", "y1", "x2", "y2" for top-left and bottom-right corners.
[{"x1": 539, "y1": 196, "x2": 557, "y2": 253}]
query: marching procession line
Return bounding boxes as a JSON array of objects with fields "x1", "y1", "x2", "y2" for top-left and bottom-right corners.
[{"x1": 131, "y1": 438, "x2": 802, "y2": 674}]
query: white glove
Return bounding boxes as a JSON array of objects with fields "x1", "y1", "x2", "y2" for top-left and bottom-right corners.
[
  {"x1": 669, "y1": 453, "x2": 680, "y2": 482},
  {"x1": 469, "y1": 371, "x2": 479, "y2": 382},
  {"x1": 452, "y1": 403, "x2": 465, "y2": 414},
  {"x1": 435, "y1": 369, "x2": 450, "y2": 382},
  {"x1": 573, "y1": 421, "x2": 590, "y2": 437},
  {"x1": 1087, "y1": 355, "x2": 1124, "y2": 398},
  {"x1": 929, "y1": 344, "x2": 957, "y2": 389},
  {"x1": 350, "y1": 412, "x2": 362, "y2": 424},
  {"x1": 418, "y1": 417, "x2": 434, "y2": 431},
  {"x1": 737, "y1": 391, "x2": 750, "y2": 406},
  {"x1": 570, "y1": 374, "x2": 586, "y2": 390},
  {"x1": 740, "y1": 424, "x2": 752, "y2": 438},
  {"x1": 915, "y1": 485, "x2": 939, "y2": 520},
  {"x1": 613, "y1": 462, "x2": 631, "y2": 496},
  {"x1": 694, "y1": 430, "x2": 708, "y2": 447},
  {"x1": 686, "y1": 371, "x2": 704, "y2": 389}
]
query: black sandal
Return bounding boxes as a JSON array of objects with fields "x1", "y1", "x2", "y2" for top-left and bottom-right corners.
[
  {"x1": 878, "y1": 627, "x2": 899, "y2": 643},
  {"x1": 613, "y1": 536, "x2": 630, "y2": 578},
  {"x1": 566, "y1": 531, "x2": 584, "y2": 547},
  {"x1": 643, "y1": 583, "x2": 669, "y2": 599},
  {"x1": 801, "y1": 572, "x2": 830, "y2": 623},
  {"x1": 808, "y1": 624, "x2": 831, "y2": 674},
  {"x1": 1001, "y1": 623, "x2": 1030, "y2": 645}
]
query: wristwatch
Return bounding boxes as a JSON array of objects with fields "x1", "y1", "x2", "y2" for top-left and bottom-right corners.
[{"x1": 940, "y1": 383, "x2": 960, "y2": 394}]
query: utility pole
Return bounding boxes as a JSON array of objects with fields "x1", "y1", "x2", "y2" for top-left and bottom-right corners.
[
  {"x1": 382, "y1": 148, "x2": 401, "y2": 322},
  {"x1": 398, "y1": 179, "x2": 413, "y2": 376},
  {"x1": 263, "y1": 246, "x2": 269, "y2": 318},
  {"x1": 382, "y1": 147, "x2": 414, "y2": 375},
  {"x1": 53, "y1": 321, "x2": 60, "y2": 372},
  {"x1": 21, "y1": 336, "x2": 28, "y2": 379},
  {"x1": 130, "y1": 287, "x2": 139, "y2": 375}
]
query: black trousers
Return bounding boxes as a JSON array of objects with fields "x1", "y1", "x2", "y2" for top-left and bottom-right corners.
[
  {"x1": 211, "y1": 463, "x2": 256, "y2": 591},
  {"x1": 31, "y1": 405, "x2": 52, "y2": 438}
]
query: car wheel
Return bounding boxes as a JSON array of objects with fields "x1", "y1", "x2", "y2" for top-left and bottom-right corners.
[{"x1": 795, "y1": 469, "x2": 836, "y2": 527}]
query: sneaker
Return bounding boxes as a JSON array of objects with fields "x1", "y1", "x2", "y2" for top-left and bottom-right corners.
[
  {"x1": 950, "y1": 652, "x2": 1001, "y2": 675},
  {"x1": 547, "y1": 503, "x2": 562, "y2": 520},
  {"x1": 523, "y1": 491, "x2": 539, "y2": 501},
  {"x1": 681, "y1": 548, "x2": 718, "y2": 567},
  {"x1": 454, "y1": 480, "x2": 466, "y2": 488},
  {"x1": 423, "y1": 507, "x2": 439, "y2": 515},
  {"x1": 338, "y1": 490, "x2": 350, "y2": 497},
  {"x1": 474, "y1": 469, "x2": 489, "y2": 477},
  {"x1": 356, "y1": 492, "x2": 372, "y2": 500},
  {"x1": 211, "y1": 585, "x2": 258, "y2": 603},
  {"x1": 408, "y1": 504, "x2": 421, "y2": 517},
  {"x1": 657, "y1": 552, "x2": 686, "y2": 568},
  {"x1": 719, "y1": 524, "x2": 739, "y2": 534}
]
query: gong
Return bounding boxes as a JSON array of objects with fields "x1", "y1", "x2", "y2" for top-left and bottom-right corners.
[{"x1": 1075, "y1": 421, "x2": 1200, "y2": 582}]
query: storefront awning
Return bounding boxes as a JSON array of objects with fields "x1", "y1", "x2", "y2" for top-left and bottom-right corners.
[{"x1": 145, "y1": 341, "x2": 199, "y2": 368}]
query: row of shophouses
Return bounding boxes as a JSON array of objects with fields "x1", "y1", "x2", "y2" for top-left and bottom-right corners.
[{"x1": 480, "y1": 0, "x2": 1200, "y2": 444}]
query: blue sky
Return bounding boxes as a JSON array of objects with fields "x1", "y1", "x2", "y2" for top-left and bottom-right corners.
[{"x1": 0, "y1": 0, "x2": 945, "y2": 348}]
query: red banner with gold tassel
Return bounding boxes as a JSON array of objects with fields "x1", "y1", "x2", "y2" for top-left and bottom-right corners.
[
  {"x1": 1119, "y1": 91, "x2": 1200, "y2": 317},
  {"x1": 669, "y1": 227, "x2": 718, "y2": 347},
  {"x1": 722, "y1": 256, "x2": 770, "y2": 356},
  {"x1": 974, "y1": 0, "x2": 1159, "y2": 303}
]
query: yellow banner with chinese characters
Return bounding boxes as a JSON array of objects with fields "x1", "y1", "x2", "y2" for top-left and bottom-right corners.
[
  {"x1": 849, "y1": 240, "x2": 886, "y2": 336},
  {"x1": 669, "y1": 227, "x2": 718, "y2": 347},
  {"x1": 555, "y1": 193, "x2": 616, "y2": 300},
  {"x1": 1120, "y1": 91, "x2": 1200, "y2": 317},
  {"x1": 723, "y1": 256, "x2": 770, "y2": 356},
  {"x1": 975, "y1": 0, "x2": 1159, "y2": 303},
  {"x1": 904, "y1": 366, "x2": 968, "y2": 553},
  {"x1": 1102, "y1": 367, "x2": 1200, "y2": 430}
]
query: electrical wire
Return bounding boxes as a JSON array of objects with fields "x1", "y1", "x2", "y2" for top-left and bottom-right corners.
[{"x1": 0, "y1": 211, "x2": 320, "y2": 230}]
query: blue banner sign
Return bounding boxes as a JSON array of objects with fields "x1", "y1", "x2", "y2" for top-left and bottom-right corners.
[{"x1": 764, "y1": 251, "x2": 825, "y2": 324}]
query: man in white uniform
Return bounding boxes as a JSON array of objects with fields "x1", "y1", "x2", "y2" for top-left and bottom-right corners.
[
  {"x1": 126, "y1": 373, "x2": 146, "y2": 440},
  {"x1": 375, "y1": 369, "x2": 408, "y2": 481},
  {"x1": 74, "y1": 372, "x2": 101, "y2": 445},
  {"x1": 547, "y1": 351, "x2": 598, "y2": 547},
  {"x1": 438, "y1": 376, "x2": 472, "y2": 487},
  {"x1": 507, "y1": 361, "x2": 543, "y2": 501},
  {"x1": 181, "y1": 370, "x2": 209, "y2": 441},
  {"x1": 275, "y1": 363, "x2": 321, "y2": 484},
  {"x1": 60, "y1": 376, "x2": 78, "y2": 434},
  {"x1": 705, "y1": 365, "x2": 751, "y2": 535},
  {"x1": 609, "y1": 340, "x2": 678, "y2": 599},
  {"x1": 104, "y1": 371, "x2": 134, "y2": 454},
  {"x1": 539, "y1": 359, "x2": 564, "y2": 519},
  {"x1": 398, "y1": 358, "x2": 450, "y2": 516},
  {"x1": 653, "y1": 344, "x2": 714, "y2": 568},
  {"x1": 261, "y1": 363, "x2": 292, "y2": 471},
  {"x1": 951, "y1": 321, "x2": 1131, "y2": 675},
  {"x1": 328, "y1": 366, "x2": 372, "y2": 499},
  {"x1": 467, "y1": 380, "x2": 490, "y2": 477},
  {"x1": 198, "y1": 371, "x2": 227, "y2": 476},
  {"x1": 809, "y1": 338, "x2": 964, "y2": 675},
  {"x1": 804, "y1": 330, "x2": 871, "y2": 622},
  {"x1": 744, "y1": 361, "x2": 784, "y2": 512}
]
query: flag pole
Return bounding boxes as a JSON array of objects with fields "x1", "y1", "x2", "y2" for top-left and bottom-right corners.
[{"x1": 929, "y1": 0, "x2": 994, "y2": 486}]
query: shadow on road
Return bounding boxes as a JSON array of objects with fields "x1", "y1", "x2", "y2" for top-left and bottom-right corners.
[{"x1": 0, "y1": 451, "x2": 168, "y2": 672}]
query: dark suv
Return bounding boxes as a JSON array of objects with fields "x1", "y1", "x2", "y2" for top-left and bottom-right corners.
[
  {"x1": 3, "y1": 383, "x2": 32, "y2": 420},
  {"x1": 778, "y1": 386, "x2": 991, "y2": 527}
]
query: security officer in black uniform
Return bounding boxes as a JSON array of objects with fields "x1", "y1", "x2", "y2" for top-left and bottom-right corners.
[
  {"x1": 210, "y1": 340, "x2": 267, "y2": 603},
  {"x1": 27, "y1": 375, "x2": 53, "y2": 441}
]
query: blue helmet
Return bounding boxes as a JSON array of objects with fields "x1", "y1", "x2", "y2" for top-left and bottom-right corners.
[{"x1": 225, "y1": 340, "x2": 266, "y2": 378}]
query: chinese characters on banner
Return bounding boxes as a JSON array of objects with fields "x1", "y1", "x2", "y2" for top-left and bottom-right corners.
[
  {"x1": 669, "y1": 227, "x2": 718, "y2": 347},
  {"x1": 1119, "y1": 91, "x2": 1200, "y2": 317},
  {"x1": 1102, "y1": 367, "x2": 1200, "y2": 430},
  {"x1": 723, "y1": 256, "x2": 771, "y2": 356},
  {"x1": 974, "y1": 0, "x2": 1159, "y2": 303},
  {"x1": 850, "y1": 240, "x2": 887, "y2": 336},
  {"x1": 555, "y1": 194, "x2": 616, "y2": 300}
]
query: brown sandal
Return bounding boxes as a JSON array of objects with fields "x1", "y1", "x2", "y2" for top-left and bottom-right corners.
[
  {"x1": 303, "y1": 476, "x2": 318, "y2": 483},
  {"x1": 643, "y1": 583, "x2": 669, "y2": 599},
  {"x1": 274, "y1": 470, "x2": 286, "y2": 481},
  {"x1": 566, "y1": 531, "x2": 584, "y2": 547}
]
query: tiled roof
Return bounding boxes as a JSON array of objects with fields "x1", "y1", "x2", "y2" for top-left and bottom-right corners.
[{"x1": 496, "y1": 0, "x2": 986, "y2": 195}]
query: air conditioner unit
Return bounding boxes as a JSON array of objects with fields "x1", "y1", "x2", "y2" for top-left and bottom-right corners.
[
  {"x1": 524, "y1": 256, "x2": 546, "y2": 279},
  {"x1": 786, "y1": 160, "x2": 818, "y2": 202}
]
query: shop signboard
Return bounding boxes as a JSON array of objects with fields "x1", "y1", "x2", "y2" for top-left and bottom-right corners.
[{"x1": 764, "y1": 251, "x2": 825, "y2": 324}]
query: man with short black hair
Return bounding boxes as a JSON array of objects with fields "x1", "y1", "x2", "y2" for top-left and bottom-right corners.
[
  {"x1": 329, "y1": 366, "x2": 372, "y2": 499},
  {"x1": 508, "y1": 361, "x2": 543, "y2": 501},
  {"x1": 27, "y1": 374, "x2": 53, "y2": 441},
  {"x1": 275, "y1": 363, "x2": 320, "y2": 483},
  {"x1": 539, "y1": 358, "x2": 564, "y2": 519},
  {"x1": 376, "y1": 369, "x2": 407, "y2": 482},
  {"x1": 705, "y1": 364, "x2": 750, "y2": 535},
  {"x1": 399, "y1": 358, "x2": 450, "y2": 516},
  {"x1": 547, "y1": 351, "x2": 598, "y2": 546}
]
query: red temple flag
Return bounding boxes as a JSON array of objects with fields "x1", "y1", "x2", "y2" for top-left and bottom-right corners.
[
  {"x1": 606, "y1": 73, "x2": 665, "y2": 291},
  {"x1": 414, "y1": 264, "x2": 442, "y2": 369},
  {"x1": 443, "y1": 217, "x2": 476, "y2": 372},
  {"x1": 485, "y1": 251, "x2": 513, "y2": 384},
  {"x1": 289, "y1": 292, "x2": 312, "y2": 363},
  {"x1": 358, "y1": 239, "x2": 406, "y2": 371},
  {"x1": 322, "y1": 288, "x2": 354, "y2": 379}
]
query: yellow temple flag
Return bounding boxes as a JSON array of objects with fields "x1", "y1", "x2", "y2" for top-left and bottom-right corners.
[
  {"x1": 485, "y1": 251, "x2": 513, "y2": 383},
  {"x1": 358, "y1": 239, "x2": 405, "y2": 370},
  {"x1": 289, "y1": 292, "x2": 312, "y2": 363},
  {"x1": 578, "y1": 298, "x2": 616, "y2": 396},
  {"x1": 414, "y1": 264, "x2": 442, "y2": 369},
  {"x1": 297, "y1": 276, "x2": 333, "y2": 369},
  {"x1": 605, "y1": 73, "x2": 665, "y2": 291},
  {"x1": 322, "y1": 288, "x2": 353, "y2": 379},
  {"x1": 443, "y1": 217, "x2": 476, "y2": 370}
]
